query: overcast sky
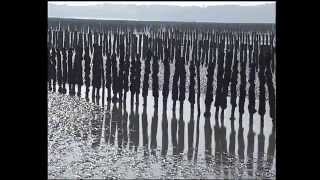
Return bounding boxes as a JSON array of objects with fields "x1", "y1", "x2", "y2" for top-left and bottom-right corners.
[
  {"x1": 48, "y1": 1, "x2": 275, "y2": 23},
  {"x1": 49, "y1": 1, "x2": 274, "y2": 7}
]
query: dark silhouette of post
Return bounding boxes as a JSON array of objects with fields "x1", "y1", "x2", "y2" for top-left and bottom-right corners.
[
  {"x1": 92, "y1": 44, "x2": 103, "y2": 105},
  {"x1": 123, "y1": 53, "x2": 130, "y2": 102},
  {"x1": 172, "y1": 53, "x2": 180, "y2": 111},
  {"x1": 204, "y1": 59, "x2": 216, "y2": 116},
  {"x1": 48, "y1": 48, "x2": 52, "y2": 91},
  {"x1": 188, "y1": 58, "x2": 196, "y2": 106},
  {"x1": 248, "y1": 43, "x2": 257, "y2": 126},
  {"x1": 62, "y1": 48, "x2": 68, "y2": 94},
  {"x1": 88, "y1": 30, "x2": 93, "y2": 51},
  {"x1": 142, "y1": 48, "x2": 152, "y2": 105},
  {"x1": 265, "y1": 44, "x2": 276, "y2": 124},
  {"x1": 162, "y1": 48, "x2": 170, "y2": 105},
  {"x1": 108, "y1": 33, "x2": 112, "y2": 55},
  {"x1": 56, "y1": 49, "x2": 63, "y2": 93},
  {"x1": 84, "y1": 47, "x2": 91, "y2": 101},
  {"x1": 238, "y1": 42, "x2": 247, "y2": 126},
  {"x1": 195, "y1": 43, "x2": 201, "y2": 113},
  {"x1": 152, "y1": 55, "x2": 160, "y2": 105},
  {"x1": 258, "y1": 45, "x2": 267, "y2": 128},
  {"x1": 135, "y1": 53, "x2": 141, "y2": 104},
  {"x1": 73, "y1": 45, "x2": 83, "y2": 98},
  {"x1": 230, "y1": 37, "x2": 239, "y2": 120},
  {"x1": 220, "y1": 44, "x2": 233, "y2": 121},
  {"x1": 179, "y1": 56, "x2": 186, "y2": 105},
  {"x1": 118, "y1": 34, "x2": 125, "y2": 102},
  {"x1": 111, "y1": 53, "x2": 118, "y2": 103},
  {"x1": 67, "y1": 48, "x2": 74, "y2": 96},
  {"x1": 64, "y1": 29, "x2": 69, "y2": 50},
  {"x1": 57, "y1": 29, "x2": 63, "y2": 50},
  {"x1": 129, "y1": 52, "x2": 136, "y2": 106},
  {"x1": 48, "y1": 29, "x2": 52, "y2": 49},
  {"x1": 51, "y1": 48, "x2": 57, "y2": 92},
  {"x1": 214, "y1": 40, "x2": 225, "y2": 120}
]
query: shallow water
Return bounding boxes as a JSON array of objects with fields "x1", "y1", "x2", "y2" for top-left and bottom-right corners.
[{"x1": 48, "y1": 86, "x2": 276, "y2": 179}]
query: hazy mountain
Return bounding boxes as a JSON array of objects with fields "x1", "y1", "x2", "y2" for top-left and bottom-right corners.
[{"x1": 48, "y1": 3, "x2": 275, "y2": 23}]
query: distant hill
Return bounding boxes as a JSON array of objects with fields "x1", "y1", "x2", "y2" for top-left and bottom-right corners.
[{"x1": 48, "y1": 3, "x2": 275, "y2": 24}]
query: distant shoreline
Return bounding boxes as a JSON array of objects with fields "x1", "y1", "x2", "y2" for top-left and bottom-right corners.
[{"x1": 48, "y1": 17, "x2": 276, "y2": 25}]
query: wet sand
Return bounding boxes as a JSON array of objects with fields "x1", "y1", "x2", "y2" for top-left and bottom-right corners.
[{"x1": 48, "y1": 88, "x2": 275, "y2": 179}]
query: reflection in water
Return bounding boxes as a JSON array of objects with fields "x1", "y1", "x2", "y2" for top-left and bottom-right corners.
[
  {"x1": 228, "y1": 119, "x2": 236, "y2": 177},
  {"x1": 204, "y1": 110, "x2": 212, "y2": 167},
  {"x1": 187, "y1": 104, "x2": 195, "y2": 161},
  {"x1": 150, "y1": 101, "x2": 159, "y2": 156},
  {"x1": 142, "y1": 98, "x2": 149, "y2": 157},
  {"x1": 49, "y1": 91, "x2": 276, "y2": 179},
  {"x1": 133, "y1": 102, "x2": 140, "y2": 152},
  {"x1": 129, "y1": 103, "x2": 134, "y2": 150},
  {"x1": 194, "y1": 105, "x2": 201, "y2": 163},
  {"x1": 161, "y1": 102, "x2": 168, "y2": 157},
  {"x1": 110, "y1": 102, "x2": 118, "y2": 146},
  {"x1": 104, "y1": 101, "x2": 111, "y2": 145},
  {"x1": 257, "y1": 123, "x2": 265, "y2": 176},
  {"x1": 171, "y1": 105, "x2": 178, "y2": 156},
  {"x1": 177, "y1": 103, "x2": 185, "y2": 159},
  {"x1": 117, "y1": 101, "x2": 123, "y2": 154},
  {"x1": 238, "y1": 121, "x2": 245, "y2": 177},
  {"x1": 171, "y1": 103, "x2": 178, "y2": 177},
  {"x1": 122, "y1": 99, "x2": 128, "y2": 148},
  {"x1": 91, "y1": 107, "x2": 103, "y2": 148},
  {"x1": 214, "y1": 112, "x2": 228, "y2": 176},
  {"x1": 267, "y1": 125, "x2": 276, "y2": 175},
  {"x1": 247, "y1": 115, "x2": 255, "y2": 176}
]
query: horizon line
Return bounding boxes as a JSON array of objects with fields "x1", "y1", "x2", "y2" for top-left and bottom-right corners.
[{"x1": 48, "y1": 17, "x2": 275, "y2": 24}]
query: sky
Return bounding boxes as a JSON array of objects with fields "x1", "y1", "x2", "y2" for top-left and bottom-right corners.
[
  {"x1": 48, "y1": 1, "x2": 275, "y2": 7},
  {"x1": 48, "y1": 1, "x2": 275, "y2": 23}
]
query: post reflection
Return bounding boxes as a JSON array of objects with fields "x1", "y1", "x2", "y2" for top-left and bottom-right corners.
[
  {"x1": 187, "y1": 103, "x2": 195, "y2": 161},
  {"x1": 194, "y1": 106, "x2": 200, "y2": 163},
  {"x1": 257, "y1": 122, "x2": 265, "y2": 176},
  {"x1": 228, "y1": 117, "x2": 236, "y2": 177},
  {"x1": 247, "y1": 115, "x2": 256, "y2": 176},
  {"x1": 161, "y1": 102, "x2": 168, "y2": 157},
  {"x1": 142, "y1": 98, "x2": 149, "y2": 157},
  {"x1": 267, "y1": 125, "x2": 276, "y2": 175},
  {"x1": 204, "y1": 108, "x2": 212, "y2": 166},
  {"x1": 104, "y1": 101, "x2": 111, "y2": 145},
  {"x1": 150, "y1": 100, "x2": 159, "y2": 156},
  {"x1": 238, "y1": 119, "x2": 245, "y2": 177},
  {"x1": 177, "y1": 102, "x2": 185, "y2": 159},
  {"x1": 91, "y1": 106, "x2": 103, "y2": 148},
  {"x1": 133, "y1": 101, "x2": 140, "y2": 152}
]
